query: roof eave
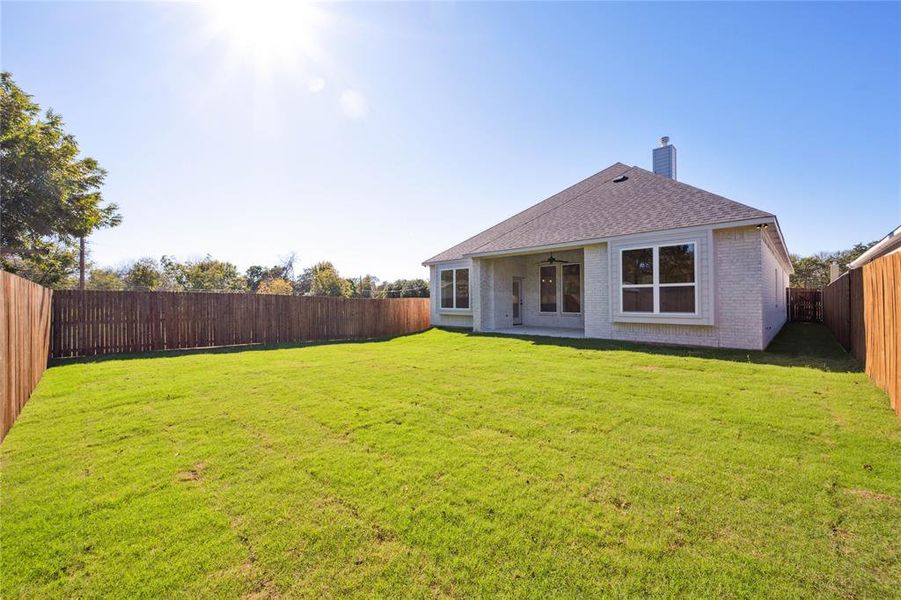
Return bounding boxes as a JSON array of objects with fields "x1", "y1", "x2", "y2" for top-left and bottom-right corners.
[
  {"x1": 462, "y1": 216, "x2": 780, "y2": 260},
  {"x1": 848, "y1": 224, "x2": 901, "y2": 269}
]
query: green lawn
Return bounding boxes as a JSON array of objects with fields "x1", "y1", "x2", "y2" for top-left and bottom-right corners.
[{"x1": 2, "y1": 324, "x2": 899, "y2": 598}]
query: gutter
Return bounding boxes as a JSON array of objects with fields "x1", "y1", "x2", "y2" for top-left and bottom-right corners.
[
  {"x1": 462, "y1": 216, "x2": 779, "y2": 259},
  {"x1": 848, "y1": 224, "x2": 901, "y2": 269}
]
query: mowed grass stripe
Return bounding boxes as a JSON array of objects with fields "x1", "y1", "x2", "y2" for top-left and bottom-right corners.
[{"x1": 1, "y1": 325, "x2": 898, "y2": 598}]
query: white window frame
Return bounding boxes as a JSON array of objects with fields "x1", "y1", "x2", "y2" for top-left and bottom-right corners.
[
  {"x1": 439, "y1": 267, "x2": 470, "y2": 311},
  {"x1": 537, "y1": 262, "x2": 583, "y2": 316},
  {"x1": 620, "y1": 242, "x2": 698, "y2": 315}
]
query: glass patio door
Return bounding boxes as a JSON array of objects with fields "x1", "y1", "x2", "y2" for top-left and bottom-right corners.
[{"x1": 512, "y1": 278, "x2": 523, "y2": 325}]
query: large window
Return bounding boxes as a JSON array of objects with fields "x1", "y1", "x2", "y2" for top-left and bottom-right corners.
[
  {"x1": 562, "y1": 264, "x2": 581, "y2": 313},
  {"x1": 621, "y1": 243, "x2": 696, "y2": 314},
  {"x1": 540, "y1": 265, "x2": 557, "y2": 312},
  {"x1": 440, "y1": 268, "x2": 469, "y2": 309}
]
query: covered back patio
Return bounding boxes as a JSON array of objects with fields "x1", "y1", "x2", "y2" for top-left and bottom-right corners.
[{"x1": 472, "y1": 247, "x2": 585, "y2": 337}]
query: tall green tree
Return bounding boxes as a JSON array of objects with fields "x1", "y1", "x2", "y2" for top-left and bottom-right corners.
[
  {"x1": 789, "y1": 241, "x2": 877, "y2": 288},
  {"x1": 306, "y1": 261, "x2": 352, "y2": 297},
  {"x1": 161, "y1": 256, "x2": 247, "y2": 291},
  {"x1": 349, "y1": 274, "x2": 381, "y2": 298},
  {"x1": 380, "y1": 278, "x2": 429, "y2": 298},
  {"x1": 245, "y1": 254, "x2": 295, "y2": 292},
  {"x1": 122, "y1": 257, "x2": 168, "y2": 290},
  {"x1": 0, "y1": 72, "x2": 121, "y2": 286},
  {"x1": 86, "y1": 268, "x2": 125, "y2": 291}
]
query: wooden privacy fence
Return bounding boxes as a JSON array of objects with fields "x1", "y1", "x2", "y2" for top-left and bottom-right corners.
[
  {"x1": 787, "y1": 288, "x2": 823, "y2": 322},
  {"x1": 1, "y1": 272, "x2": 53, "y2": 440},
  {"x1": 51, "y1": 291, "x2": 430, "y2": 359},
  {"x1": 823, "y1": 253, "x2": 900, "y2": 416}
]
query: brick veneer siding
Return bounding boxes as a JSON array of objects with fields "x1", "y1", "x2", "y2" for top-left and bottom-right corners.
[
  {"x1": 584, "y1": 226, "x2": 767, "y2": 350},
  {"x1": 433, "y1": 225, "x2": 776, "y2": 349},
  {"x1": 761, "y1": 234, "x2": 791, "y2": 347}
]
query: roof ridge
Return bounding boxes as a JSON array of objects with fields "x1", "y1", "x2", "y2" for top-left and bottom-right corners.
[{"x1": 466, "y1": 163, "x2": 632, "y2": 255}]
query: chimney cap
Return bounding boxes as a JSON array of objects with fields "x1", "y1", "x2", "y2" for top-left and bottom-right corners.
[{"x1": 660, "y1": 136, "x2": 670, "y2": 147}]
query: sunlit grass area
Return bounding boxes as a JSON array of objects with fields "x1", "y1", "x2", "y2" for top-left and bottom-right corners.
[{"x1": 2, "y1": 325, "x2": 898, "y2": 597}]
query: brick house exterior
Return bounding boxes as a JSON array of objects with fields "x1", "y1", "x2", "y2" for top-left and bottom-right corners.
[{"x1": 424, "y1": 143, "x2": 792, "y2": 350}]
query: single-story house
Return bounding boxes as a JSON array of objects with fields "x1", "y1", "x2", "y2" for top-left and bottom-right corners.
[{"x1": 423, "y1": 138, "x2": 793, "y2": 350}]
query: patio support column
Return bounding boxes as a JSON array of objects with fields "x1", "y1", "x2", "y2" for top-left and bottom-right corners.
[
  {"x1": 471, "y1": 258, "x2": 484, "y2": 332},
  {"x1": 583, "y1": 243, "x2": 610, "y2": 339}
]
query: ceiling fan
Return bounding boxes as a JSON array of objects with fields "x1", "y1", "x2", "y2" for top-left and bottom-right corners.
[{"x1": 537, "y1": 254, "x2": 566, "y2": 264}]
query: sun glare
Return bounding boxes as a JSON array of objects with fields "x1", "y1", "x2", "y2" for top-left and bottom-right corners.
[{"x1": 203, "y1": 0, "x2": 329, "y2": 69}]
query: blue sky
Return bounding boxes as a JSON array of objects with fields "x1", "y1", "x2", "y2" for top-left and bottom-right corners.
[{"x1": 3, "y1": 1, "x2": 899, "y2": 280}]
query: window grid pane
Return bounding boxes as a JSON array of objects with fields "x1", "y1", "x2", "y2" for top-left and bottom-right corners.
[
  {"x1": 622, "y1": 248, "x2": 653, "y2": 285},
  {"x1": 455, "y1": 269, "x2": 469, "y2": 309},
  {"x1": 622, "y1": 287, "x2": 653, "y2": 312},
  {"x1": 659, "y1": 244, "x2": 695, "y2": 284},
  {"x1": 440, "y1": 270, "x2": 454, "y2": 308},
  {"x1": 562, "y1": 264, "x2": 581, "y2": 313},
  {"x1": 660, "y1": 285, "x2": 695, "y2": 313}
]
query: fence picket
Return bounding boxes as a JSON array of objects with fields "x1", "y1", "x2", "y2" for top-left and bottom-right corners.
[
  {"x1": 1, "y1": 272, "x2": 53, "y2": 440},
  {"x1": 47, "y1": 291, "x2": 430, "y2": 360},
  {"x1": 823, "y1": 253, "x2": 900, "y2": 416}
]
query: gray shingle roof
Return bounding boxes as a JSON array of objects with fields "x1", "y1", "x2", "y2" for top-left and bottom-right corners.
[{"x1": 425, "y1": 163, "x2": 774, "y2": 264}]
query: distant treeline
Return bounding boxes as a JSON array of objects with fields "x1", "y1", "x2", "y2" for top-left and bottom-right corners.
[
  {"x1": 59, "y1": 254, "x2": 429, "y2": 298},
  {"x1": 789, "y1": 242, "x2": 875, "y2": 289}
]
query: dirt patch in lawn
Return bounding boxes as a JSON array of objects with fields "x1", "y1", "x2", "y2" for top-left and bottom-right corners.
[
  {"x1": 848, "y1": 488, "x2": 899, "y2": 504},
  {"x1": 176, "y1": 461, "x2": 208, "y2": 482}
]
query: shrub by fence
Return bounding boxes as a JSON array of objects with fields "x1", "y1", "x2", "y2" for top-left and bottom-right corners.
[
  {"x1": 1, "y1": 272, "x2": 53, "y2": 440},
  {"x1": 823, "y1": 253, "x2": 899, "y2": 416},
  {"x1": 51, "y1": 291, "x2": 430, "y2": 359}
]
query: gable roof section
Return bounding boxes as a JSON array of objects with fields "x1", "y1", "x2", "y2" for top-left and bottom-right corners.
[
  {"x1": 425, "y1": 163, "x2": 777, "y2": 264},
  {"x1": 424, "y1": 163, "x2": 631, "y2": 264}
]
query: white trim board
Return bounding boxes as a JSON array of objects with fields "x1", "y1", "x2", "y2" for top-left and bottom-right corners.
[{"x1": 443, "y1": 217, "x2": 778, "y2": 262}]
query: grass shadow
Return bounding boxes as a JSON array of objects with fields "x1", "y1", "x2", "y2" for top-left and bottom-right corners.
[
  {"x1": 460, "y1": 322, "x2": 861, "y2": 374},
  {"x1": 48, "y1": 323, "x2": 859, "y2": 375},
  {"x1": 48, "y1": 330, "x2": 430, "y2": 366}
]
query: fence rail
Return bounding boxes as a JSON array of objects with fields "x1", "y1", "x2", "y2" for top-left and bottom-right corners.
[
  {"x1": 822, "y1": 253, "x2": 900, "y2": 416},
  {"x1": 51, "y1": 291, "x2": 430, "y2": 359},
  {"x1": 1, "y1": 272, "x2": 53, "y2": 440}
]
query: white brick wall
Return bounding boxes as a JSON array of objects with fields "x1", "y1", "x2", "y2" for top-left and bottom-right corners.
[
  {"x1": 584, "y1": 226, "x2": 768, "y2": 349},
  {"x1": 430, "y1": 225, "x2": 775, "y2": 350},
  {"x1": 711, "y1": 226, "x2": 764, "y2": 349},
  {"x1": 761, "y1": 234, "x2": 790, "y2": 347},
  {"x1": 583, "y1": 244, "x2": 608, "y2": 338}
]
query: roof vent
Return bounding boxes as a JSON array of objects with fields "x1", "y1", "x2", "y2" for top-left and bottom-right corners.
[
  {"x1": 652, "y1": 136, "x2": 677, "y2": 180},
  {"x1": 612, "y1": 175, "x2": 628, "y2": 183}
]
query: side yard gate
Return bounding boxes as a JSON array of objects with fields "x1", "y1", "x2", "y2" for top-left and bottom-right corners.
[{"x1": 787, "y1": 288, "x2": 822, "y2": 322}]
